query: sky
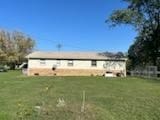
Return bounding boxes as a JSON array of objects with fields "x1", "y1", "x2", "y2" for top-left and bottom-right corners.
[{"x1": 0, "y1": 0, "x2": 137, "y2": 52}]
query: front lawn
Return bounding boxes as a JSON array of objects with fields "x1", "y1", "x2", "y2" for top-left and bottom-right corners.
[{"x1": 0, "y1": 71, "x2": 160, "y2": 120}]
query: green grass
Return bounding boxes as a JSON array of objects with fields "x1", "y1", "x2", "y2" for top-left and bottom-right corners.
[{"x1": 0, "y1": 71, "x2": 160, "y2": 120}]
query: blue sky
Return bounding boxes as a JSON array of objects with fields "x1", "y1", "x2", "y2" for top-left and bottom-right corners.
[{"x1": 0, "y1": 0, "x2": 137, "y2": 52}]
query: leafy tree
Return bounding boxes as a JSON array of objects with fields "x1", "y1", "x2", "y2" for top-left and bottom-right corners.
[
  {"x1": 0, "y1": 30, "x2": 35, "y2": 69},
  {"x1": 0, "y1": 30, "x2": 10, "y2": 64},
  {"x1": 107, "y1": 0, "x2": 160, "y2": 69},
  {"x1": 13, "y1": 31, "x2": 35, "y2": 64},
  {"x1": 99, "y1": 51, "x2": 125, "y2": 58}
]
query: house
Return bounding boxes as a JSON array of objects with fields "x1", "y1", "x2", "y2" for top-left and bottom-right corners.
[{"x1": 26, "y1": 51, "x2": 127, "y2": 76}]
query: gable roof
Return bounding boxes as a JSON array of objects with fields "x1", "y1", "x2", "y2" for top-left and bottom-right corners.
[{"x1": 26, "y1": 51, "x2": 127, "y2": 61}]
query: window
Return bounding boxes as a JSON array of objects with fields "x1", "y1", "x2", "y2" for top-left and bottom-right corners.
[
  {"x1": 91, "y1": 60, "x2": 97, "y2": 67},
  {"x1": 56, "y1": 60, "x2": 61, "y2": 66},
  {"x1": 68, "y1": 60, "x2": 73, "y2": 66},
  {"x1": 40, "y1": 59, "x2": 46, "y2": 65}
]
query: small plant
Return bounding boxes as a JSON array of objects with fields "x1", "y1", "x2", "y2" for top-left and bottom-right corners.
[{"x1": 56, "y1": 98, "x2": 66, "y2": 108}]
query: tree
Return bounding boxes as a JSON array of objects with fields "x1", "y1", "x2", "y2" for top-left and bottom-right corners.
[
  {"x1": 13, "y1": 31, "x2": 35, "y2": 64},
  {"x1": 0, "y1": 30, "x2": 11, "y2": 64},
  {"x1": 107, "y1": 0, "x2": 160, "y2": 69},
  {"x1": 0, "y1": 30, "x2": 35, "y2": 69},
  {"x1": 99, "y1": 51, "x2": 125, "y2": 58}
]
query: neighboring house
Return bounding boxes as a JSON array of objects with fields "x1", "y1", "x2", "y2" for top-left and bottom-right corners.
[{"x1": 26, "y1": 51, "x2": 127, "y2": 76}]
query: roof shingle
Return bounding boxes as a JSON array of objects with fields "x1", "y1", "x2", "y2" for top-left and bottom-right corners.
[{"x1": 26, "y1": 51, "x2": 127, "y2": 60}]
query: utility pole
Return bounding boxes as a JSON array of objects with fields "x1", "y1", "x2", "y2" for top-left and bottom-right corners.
[{"x1": 57, "y1": 44, "x2": 62, "y2": 52}]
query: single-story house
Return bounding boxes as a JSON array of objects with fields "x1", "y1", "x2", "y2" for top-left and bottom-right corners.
[{"x1": 26, "y1": 51, "x2": 127, "y2": 76}]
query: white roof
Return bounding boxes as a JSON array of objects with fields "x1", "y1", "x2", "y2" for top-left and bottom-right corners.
[{"x1": 26, "y1": 51, "x2": 127, "y2": 61}]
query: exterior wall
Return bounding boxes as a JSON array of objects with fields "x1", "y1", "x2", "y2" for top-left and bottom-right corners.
[
  {"x1": 28, "y1": 59, "x2": 126, "y2": 76},
  {"x1": 28, "y1": 68, "x2": 106, "y2": 76}
]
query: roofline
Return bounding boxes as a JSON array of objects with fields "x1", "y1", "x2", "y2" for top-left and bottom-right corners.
[{"x1": 27, "y1": 57, "x2": 127, "y2": 61}]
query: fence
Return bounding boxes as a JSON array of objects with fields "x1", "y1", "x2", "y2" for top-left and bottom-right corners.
[{"x1": 130, "y1": 66, "x2": 160, "y2": 79}]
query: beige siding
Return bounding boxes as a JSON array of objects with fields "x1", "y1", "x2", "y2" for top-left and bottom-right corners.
[{"x1": 28, "y1": 59, "x2": 126, "y2": 76}]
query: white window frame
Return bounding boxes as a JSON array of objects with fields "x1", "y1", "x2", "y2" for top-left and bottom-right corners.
[
  {"x1": 56, "y1": 60, "x2": 61, "y2": 66},
  {"x1": 68, "y1": 60, "x2": 74, "y2": 66},
  {"x1": 40, "y1": 59, "x2": 46, "y2": 65},
  {"x1": 91, "y1": 60, "x2": 97, "y2": 67}
]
